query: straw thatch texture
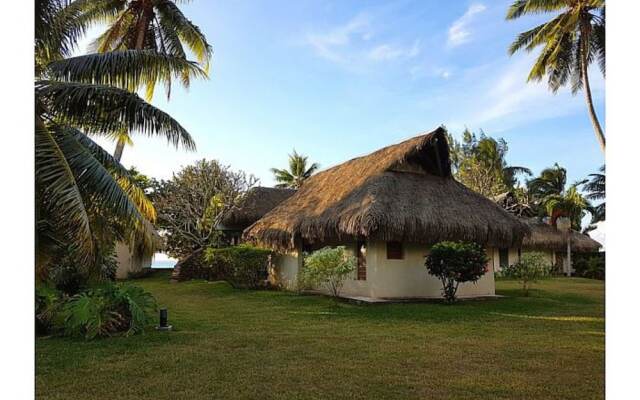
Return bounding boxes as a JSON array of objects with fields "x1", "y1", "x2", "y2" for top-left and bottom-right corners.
[
  {"x1": 222, "y1": 187, "x2": 296, "y2": 229},
  {"x1": 245, "y1": 128, "x2": 529, "y2": 250},
  {"x1": 521, "y1": 218, "x2": 601, "y2": 252}
]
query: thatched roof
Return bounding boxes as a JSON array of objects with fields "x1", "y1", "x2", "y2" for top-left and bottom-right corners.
[
  {"x1": 221, "y1": 186, "x2": 296, "y2": 229},
  {"x1": 245, "y1": 128, "x2": 530, "y2": 250},
  {"x1": 521, "y1": 218, "x2": 601, "y2": 252}
]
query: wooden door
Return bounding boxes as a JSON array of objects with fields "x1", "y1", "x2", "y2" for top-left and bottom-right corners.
[{"x1": 357, "y1": 240, "x2": 366, "y2": 280}]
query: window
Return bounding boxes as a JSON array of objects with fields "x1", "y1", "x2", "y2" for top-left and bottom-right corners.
[
  {"x1": 386, "y1": 241, "x2": 404, "y2": 260},
  {"x1": 356, "y1": 240, "x2": 367, "y2": 280},
  {"x1": 499, "y1": 248, "x2": 509, "y2": 269}
]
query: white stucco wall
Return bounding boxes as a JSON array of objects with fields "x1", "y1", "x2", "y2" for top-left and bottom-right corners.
[
  {"x1": 115, "y1": 241, "x2": 152, "y2": 279},
  {"x1": 271, "y1": 240, "x2": 496, "y2": 299}
]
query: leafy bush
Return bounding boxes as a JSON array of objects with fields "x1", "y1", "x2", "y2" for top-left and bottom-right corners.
[
  {"x1": 573, "y1": 252, "x2": 605, "y2": 280},
  {"x1": 36, "y1": 283, "x2": 157, "y2": 339},
  {"x1": 48, "y1": 246, "x2": 118, "y2": 295},
  {"x1": 500, "y1": 252, "x2": 552, "y2": 296},
  {"x1": 202, "y1": 245, "x2": 272, "y2": 288},
  {"x1": 425, "y1": 241, "x2": 488, "y2": 302},
  {"x1": 35, "y1": 286, "x2": 64, "y2": 335},
  {"x1": 300, "y1": 246, "x2": 356, "y2": 297}
]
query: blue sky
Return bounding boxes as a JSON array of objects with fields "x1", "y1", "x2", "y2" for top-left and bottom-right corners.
[{"x1": 82, "y1": 0, "x2": 605, "y2": 241}]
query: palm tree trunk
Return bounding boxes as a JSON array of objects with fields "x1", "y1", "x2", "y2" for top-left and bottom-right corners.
[
  {"x1": 113, "y1": 3, "x2": 150, "y2": 162},
  {"x1": 113, "y1": 138, "x2": 126, "y2": 162},
  {"x1": 581, "y1": 28, "x2": 606, "y2": 153}
]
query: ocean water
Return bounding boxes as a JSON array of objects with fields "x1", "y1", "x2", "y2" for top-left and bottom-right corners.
[{"x1": 151, "y1": 254, "x2": 177, "y2": 269}]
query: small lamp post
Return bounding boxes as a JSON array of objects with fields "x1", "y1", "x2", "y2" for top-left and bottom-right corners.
[
  {"x1": 556, "y1": 217, "x2": 572, "y2": 277},
  {"x1": 156, "y1": 308, "x2": 172, "y2": 331}
]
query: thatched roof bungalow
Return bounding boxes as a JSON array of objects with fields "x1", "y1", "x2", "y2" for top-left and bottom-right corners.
[
  {"x1": 491, "y1": 192, "x2": 602, "y2": 274},
  {"x1": 245, "y1": 128, "x2": 529, "y2": 300},
  {"x1": 218, "y1": 186, "x2": 296, "y2": 245}
]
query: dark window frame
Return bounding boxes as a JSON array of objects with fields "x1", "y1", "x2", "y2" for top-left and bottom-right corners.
[{"x1": 386, "y1": 241, "x2": 404, "y2": 260}]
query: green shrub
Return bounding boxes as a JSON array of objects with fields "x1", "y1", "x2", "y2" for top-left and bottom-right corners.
[
  {"x1": 48, "y1": 246, "x2": 118, "y2": 295},
  {"x1": 35, "y1": 286, "x2": 65, "y2": 335},
  {"x1": 573, "y1": 252, "x2": 605, "y2": 280},
  {"x1": 36, "y1": 283, "x2": 157, "y2": 340},
  {"x1": 202, "y1": 245, "x2": 272, "y2": 288},
  {"x1": 425, "y1": 241, "x2": 489, "y2": 302},
  {"x1": 301, "y1": 246, "x2": 356, "y2": 297},
  {"x1": 501, "y1": 252, "x2": 552, "y2": 296}
]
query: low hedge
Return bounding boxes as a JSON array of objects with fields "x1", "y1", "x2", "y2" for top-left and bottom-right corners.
[
  {"x1": 175, "y1": 245, "x2": 272, "y2": 288},
  {"x1": 573, "y1": 252, "x2": 605, "y2": 280},
  {"x1": 203, "y1": 245, "x2": 272, "y2": 289}
]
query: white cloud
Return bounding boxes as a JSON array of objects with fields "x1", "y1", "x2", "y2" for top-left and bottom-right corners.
[
  {"x1": 305, "y1": 13, "x2": 372, "y2": 63},
  {"x1": 304, "y1": 13, "x2": 420, "y2": 67},
  {"x1": 447, "y1": 3, "x2": 487, "y2": 48},
  {"x1": 421, "y1": 53, "x2": 604, "y2": 133},
  {"x1": 367, "y1": 40, "x2": 420, "y2": 61}
]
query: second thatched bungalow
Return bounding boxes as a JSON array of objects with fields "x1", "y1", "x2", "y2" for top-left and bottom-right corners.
[
  {"x1": 492, "y1": 191, "x2": 602, "y2": 274},
  {"x1": 244, "y1": 128, "x2": 530, "y2": 300}
]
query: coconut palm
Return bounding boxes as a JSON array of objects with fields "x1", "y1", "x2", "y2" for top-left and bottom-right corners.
[
  {"x1": 506, "y1": 0, "x2": 606, "y2": 152},
  {"x1": 582, "y1": 165, "x2": 605, "y2": 231},
  {"x1": 78, "y1": 0, "x2": 212, "y2": 161},
  {"x1": 35, "y1": 0, "x2": 202, "y2": 270},
  {"x1": 270, "y1": 150, "x2": 319, "y2": 189},
  {"x1": 543, "y1": 185, "x2": 589, "y2": 230},
  {"x1": 527, "y1": 163, "x2": 567, "y2": 201}
]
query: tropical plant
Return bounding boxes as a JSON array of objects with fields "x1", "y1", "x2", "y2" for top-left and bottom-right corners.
[
  {"x1": 506, "y1": 0, "x2": 606, "y2": 152},
  {"x1": 424, "y1": 241, "x2": 488, "y2": 302},
  {"x1": 35, "y1": 0, "x2": 200, "y2": 273},
  {"x1": 270, "y1": 150, "x2": 319, "y2": 189},
  {"x1": 500, "y1": 252, "x2": 552, "y2": 296},
  {"x1": 527, "y1": 163, "x2": 567, "y2": 201},
  {"x1": 58, "y1": 283, "x2": 157, "y2": 339},
  {"x1": 450, "y1": 129, "x2": 531, "y2": 197},
  {"x1": 582, "y1": 165, "x2": 605, "y2": 232},
  {"x1": 202, "y1": 245, "x2": 272, "y2": 288},
  {"x1": 78, "y1": 0, "x2": 213, "y2": 161},
  {"x1": 542, "y1": 185, "x2": 589, "y2": 230},
  {"x1": 301, "y1": 247, "x2": 356, "y2": 297},
  {"x1": 153, "y1": 160, "x2": 257, "y2": 258}
]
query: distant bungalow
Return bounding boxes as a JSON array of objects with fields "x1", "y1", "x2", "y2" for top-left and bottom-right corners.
[
  {"x1": 492, "y1": 191, "x2": 601, "y2": 274},
  {"x1": 244, "y1": 128, "x2": 529, "y2": 300}
]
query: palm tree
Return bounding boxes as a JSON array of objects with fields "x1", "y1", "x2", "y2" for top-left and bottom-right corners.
[
  {"x1": 78, "y1": 0, "x2": 212, "y2": 161},
  {"x1": 506, "y1": 0, "x2": 606, "y2": 152},
  {"x1": 527, "y1": 163, "x2": 567, "y2": 201},
  {"x1": 270, "y1": 150, "x2": 319, "y2": 189},
  {"x1": 543, "y1": 185, "x2": 589, "y2": 230},
  {"x1": 582, "y1": 165, "x2": 605, "y2": 231},
  {"x1": 35, "y1": 0, "x2": 201, "y2": 271}
]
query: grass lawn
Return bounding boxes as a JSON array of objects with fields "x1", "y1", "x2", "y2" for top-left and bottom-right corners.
[{"x1": 36, "y1": 272, "x2": 604, "y2": 400}]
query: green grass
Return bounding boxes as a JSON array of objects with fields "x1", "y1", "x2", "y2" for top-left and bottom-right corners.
[{"x1": 36, "y1": 273, "x2": 604, "y2": 400}]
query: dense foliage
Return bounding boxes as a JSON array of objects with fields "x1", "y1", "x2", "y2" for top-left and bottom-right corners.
[
  {"x1": 573, "y1": 252, "x2": 605, "y2": 280},
  {"x1": 35, "y1": 0, "x2": 204, "y2": 275},
  {"x1": 202, "y1": 245, "x2": 272, "y2": 289},
  {"x1": 36, "y1": 282, "x2": 157, "y2": 339},
  {"x1": 152, "y1": 160, "x2": 257, "y2": 258},
  {"x1": 448, "y1": 129, "x2": 531, "y2": 197},
  {"x1": 425, "y1": 241, "x2": 488, "y2": 302},
  {"x1": 300, "y1": 247, "x2": 357, "y2": 297},
  {"x1": 270, "y1": 149, "x2": 319, "y2": 189},
  {"x1": 499, "y1": 252, "x2": 552, "y2": 296}
]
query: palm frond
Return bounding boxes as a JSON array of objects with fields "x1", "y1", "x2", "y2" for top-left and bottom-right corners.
[
  {"x1": 155, "y1": 0, "x2": 213, "y2": 71},
  {"x1": 36, "y1": 80, "x2": 196, "y2": 150},
  {"x1": 36, "y1": 122, "x2": 94, "y2": 261},
  {"x1": 506, "y1": 0, "x2": 569, "y2": 20},
  {"x1": 44, "y1": 50, "x2": 206, "y2": 94}
]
